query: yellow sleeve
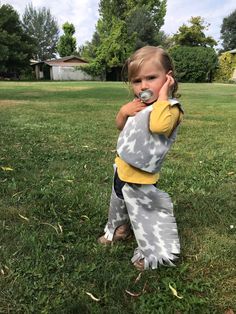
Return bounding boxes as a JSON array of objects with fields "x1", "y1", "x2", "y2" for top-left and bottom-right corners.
[{"x1": 149, "y1": 100, "x2": 182, "y2": 137}]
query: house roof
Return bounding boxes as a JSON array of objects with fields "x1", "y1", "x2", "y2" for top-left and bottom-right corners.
[{"x1": 31, "y1": 55, "x2": 88, "y2": 67}]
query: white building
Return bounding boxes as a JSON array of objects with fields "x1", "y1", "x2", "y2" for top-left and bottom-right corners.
[{"x1": 31, "y1": 56, "x2": 99, "y2": 81}]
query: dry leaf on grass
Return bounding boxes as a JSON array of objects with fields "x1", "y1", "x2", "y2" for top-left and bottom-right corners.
[
  {"x1": 41, "y1": 222, "x2": 60, "y2": 234},
  {"x1": 58, "y1": 223, "x2": 63, "y2": 233},
  {"x1": 134, "y1": 272, "x2": 142, "y2": 283},
  {"x1": 81, "y1": 215, "x2": 90, "y2": 220},
  {"x1": 125, "y1": 290, "x2": 142, "y2": 297},
  {"x1": 18, "y1": 214, "x2": 29, "y2": 222},
  {"x1": 1, "y1": 166, "x2": 13, "y2": 171},
  {"x1": 169, "y1": 283, "x2": 183, "y2": 299},
  {"x1": 85, "y1": 292, "x2": 100, "y2": 302}
]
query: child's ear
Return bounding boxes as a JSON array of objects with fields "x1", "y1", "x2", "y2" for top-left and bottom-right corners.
[{"x1": 167, "y1": 70, "x2": 173, "y2": 76}]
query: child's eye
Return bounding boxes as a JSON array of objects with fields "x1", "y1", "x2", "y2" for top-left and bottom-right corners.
[
  {"x1": 147, "y1": 76, "x2": 157, "y2": 80},
  {"x1": 132, "y1": 79, "x2": 141, "y2": 84}
]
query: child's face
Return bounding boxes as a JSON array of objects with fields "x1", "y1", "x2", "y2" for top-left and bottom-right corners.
[{"x1": 131, "y1": 59, "x2": 168, "y2": 103}]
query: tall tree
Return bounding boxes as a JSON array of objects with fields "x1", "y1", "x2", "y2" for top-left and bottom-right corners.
[
  {"x1": 127, "y1": 0, "x2": 166, "y2": 30},
  {"x1": 22, "y1": 4, "x2": 59, "y2": 60},
  {"x1": 220, "y1": 10, "x2": 236, "y2": 51},
  {"x1": 57, "y1": 22, "x2": 77, "y2": 57},
  {"x1": 127, "y1": 7, "x2": 158, "y2": 50},
  {"x1": 82, "y1": 0, "x2": 167, "y2": 79},
  {"x1": 0, "y1": 4, "x2": 34, "y2": 74},
  {"x1": 80, "y1": 31, "x2": 100, "y2": 61},
  {"x1": 173, "y1": 16, "x2": 217, "y2": 47}
]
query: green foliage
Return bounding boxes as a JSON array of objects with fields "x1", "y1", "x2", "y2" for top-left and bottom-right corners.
[
  {"x1": 57, "y1": 22, "x2": 77, "y2": 57},
  {"x1": 81, "y1": 16, "x2": 136, "y2": 79},
  {"x1": 214, "y1": 52, "x2": 236, "y2": 82},
  {"x1": 154, "y1": 30, "x2": 174, "y2": 49},
  {"x1": 127, "y1": 0, "x2": 167, "y2": 30},
  {"x1": 170, "y1": 45, "x2": 218, "y2": 82},
  {"x1": 173, "y1": 16, "x2": 217, "y2": 48},
  {"x1": 126, "y1": 7, "x2": 157, "y2": 50},
  {"x1": 220, "y1": 9, "x2": 236, "y2": 52},
  {"x1": 81, "y1": 0, "x2": 167, "y2": 79},
  {"x1": 22, "y1": 3, "x2": 59, "y2": 61},
  {"x1": 76, "y1": 63, "x2": 105, "y2": 80},
  {"x1": 0, "y1": 4, "x2": 34, "y2": 74},
  {"x1": 79, "y1": 32, "x2": 100, "y2": 62}
]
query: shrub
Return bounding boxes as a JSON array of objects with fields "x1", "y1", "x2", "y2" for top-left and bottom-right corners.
[
  {"x1": 214, "y1": 51, "x2": 236, "y2": 82},
  {"x1": 169, "y1": 46, "x2": 218, "y2": 82}
]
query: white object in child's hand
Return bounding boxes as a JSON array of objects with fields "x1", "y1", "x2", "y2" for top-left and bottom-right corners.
[{"x1": 139, "y1": 90, "x2": 153, "y2": 102}]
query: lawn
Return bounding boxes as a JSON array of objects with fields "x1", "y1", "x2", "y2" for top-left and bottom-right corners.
[{"x1": 0, "y1": 81, "x2": 235, "y2": 313}]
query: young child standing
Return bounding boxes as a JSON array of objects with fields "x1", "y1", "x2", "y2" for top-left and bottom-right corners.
[{"x1": 98, "y1": 46, "x2": 184, "y2": 271}]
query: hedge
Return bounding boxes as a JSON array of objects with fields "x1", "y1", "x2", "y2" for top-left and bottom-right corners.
[{"x1": 169, "y1": 46, "x2": 218, "y2": 83}]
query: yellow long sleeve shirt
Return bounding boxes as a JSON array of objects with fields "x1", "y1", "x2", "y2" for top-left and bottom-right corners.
[{"x1": 115, "y1": 100, "x2": 183, "y2": 184}]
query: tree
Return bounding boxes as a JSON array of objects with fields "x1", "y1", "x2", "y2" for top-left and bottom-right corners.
[
  {"x1": 173, "y1": 16, "x2": 217, "y2": 47},
  {"x1": 22, "y1": 3, "x2": 59, "y2": 60},
  {"x1": 79, "y1": 31, "x2": 100, "y2": 61},
  {"x1": 57, "y1": 22, "x2": 77, "y2": 57},
  {"x1": 220, "y1": 10, "x2": 236, "y2": 51},
  {"x1": 0, "y1": 4, "x2": 34, "y2": 75},
  {"x1": 127, "y1": 0, "x2": 166, "y2": 30},
  {"x1": 81, "y1": 0, "x2": 167, "y2": 80},
  {"x1": 126, "y1": 7, "x2": 158, "y2": 50},
  {"x1": 170, "y1": 16, "x2": 218, "y2": 83},
  {"x1": 155, "y1": 31, "x2": 174, "y2": 49}
]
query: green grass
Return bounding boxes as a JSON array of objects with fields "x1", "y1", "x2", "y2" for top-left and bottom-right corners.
[{"x1": 0, "y1": 81, "x2": 235, "y2": 313}]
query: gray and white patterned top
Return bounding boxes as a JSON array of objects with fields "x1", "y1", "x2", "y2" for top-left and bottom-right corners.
[{"x1": 117, "y1": 99, "x2": 183, "y2": 174}]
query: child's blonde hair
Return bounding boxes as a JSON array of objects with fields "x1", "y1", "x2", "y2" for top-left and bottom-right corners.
[{"x1": 123, "y1": 46, "x2": 178, "y2": 98}]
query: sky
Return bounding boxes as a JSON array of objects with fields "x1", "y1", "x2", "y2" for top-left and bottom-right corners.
[{"x1": 1, "y1": 0, "x2": 236, "y2": 49}]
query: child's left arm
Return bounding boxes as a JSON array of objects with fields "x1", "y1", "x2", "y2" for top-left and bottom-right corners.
[{"x1": 149, "y1": 75, "x2": 181, "y2": 136}]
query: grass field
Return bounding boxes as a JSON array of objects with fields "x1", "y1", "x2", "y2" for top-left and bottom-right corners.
[{"x1": 0, "y1": 81, "x2": 235, "y2": 313}]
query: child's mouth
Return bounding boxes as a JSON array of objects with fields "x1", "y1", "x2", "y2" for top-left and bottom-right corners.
[{"x1": 138, "y1": 90, "x2": 153, "y2": 102}]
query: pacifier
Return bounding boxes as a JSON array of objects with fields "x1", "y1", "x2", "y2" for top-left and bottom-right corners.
[{"x1": 138, "y1": 90, "x2": 153, "y2": 102}]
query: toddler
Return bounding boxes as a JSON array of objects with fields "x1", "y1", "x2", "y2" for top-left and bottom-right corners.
[{"x1": 98, "y1": 46, "x2": 184, "y2": 271}]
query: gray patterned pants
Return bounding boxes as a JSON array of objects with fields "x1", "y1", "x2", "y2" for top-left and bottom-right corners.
[{"x1": 103, "y1": 170, "x2": 180, "y2": 270}]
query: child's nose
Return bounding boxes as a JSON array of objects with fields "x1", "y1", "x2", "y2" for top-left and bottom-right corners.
[{"x1": 141, "y1": 80, "x2": 148, "y2": 90}]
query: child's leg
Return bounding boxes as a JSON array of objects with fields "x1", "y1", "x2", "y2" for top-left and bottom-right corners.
[
  {"x1": 122, "y1": 183, "x2": 180, "y2": 270},
  {"x1": 100, "y1": 168, "x2": 131, "y2": 242},
  {"x1": 101, "y1": 185, "x2": 130, "y2": 241}
]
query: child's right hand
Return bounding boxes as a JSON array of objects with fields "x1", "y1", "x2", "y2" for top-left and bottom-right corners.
[
  {"x1": 120, "y1": 99, "x2": 147, "y2": 118},
  {"x1": 116, "y1": 99, "x2": 147, "y2": 130}
]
